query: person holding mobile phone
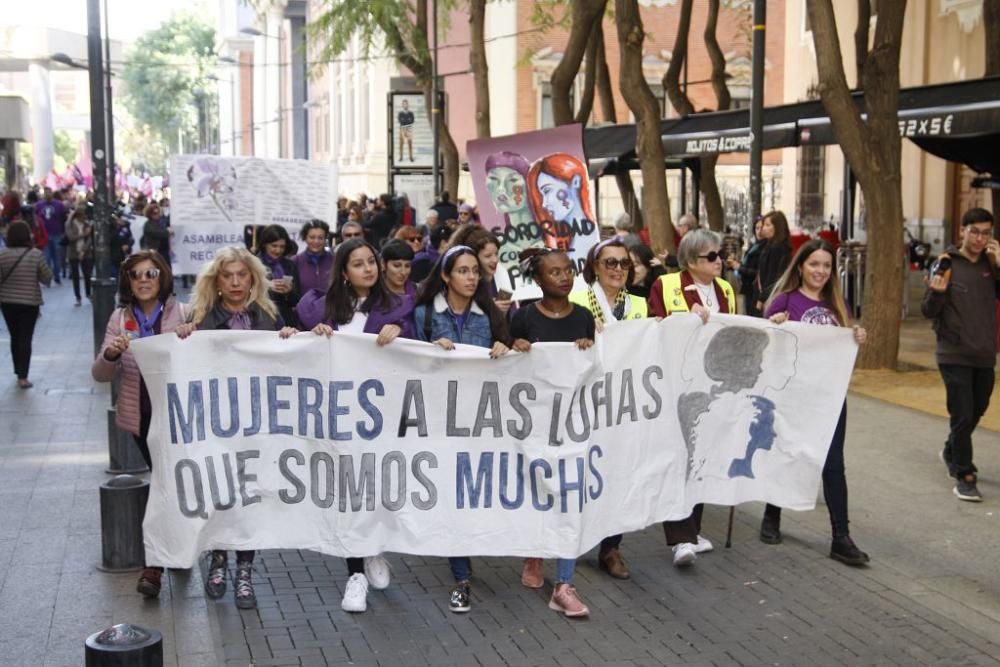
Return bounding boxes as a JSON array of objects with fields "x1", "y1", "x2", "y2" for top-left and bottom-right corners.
[{"x1": 922, "y1": 208, "x2": 1000, "y2": 502}]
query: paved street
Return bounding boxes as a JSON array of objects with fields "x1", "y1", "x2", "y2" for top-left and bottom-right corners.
[{"x1": 1, "y1": 281, "x2": 999, "y2": 666}]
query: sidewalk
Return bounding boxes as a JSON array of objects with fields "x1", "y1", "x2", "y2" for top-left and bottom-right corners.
[{"x1": 1, "y1": 282, "x2": 998, "y2": 666}]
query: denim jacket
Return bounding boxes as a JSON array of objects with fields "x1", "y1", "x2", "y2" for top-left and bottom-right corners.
[{"x1": 414, "y1": 292, "x2": 494, "y2": 349}]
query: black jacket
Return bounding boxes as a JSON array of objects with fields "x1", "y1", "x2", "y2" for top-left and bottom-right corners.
[
  {"x1": 921, "y1": 246, "x2": 1000, "y2": 368},
  {"x1": 196, "y1": 302, "x2": 282, "y2": 331},
  {"x1": 757, "y1": 242, "x2": 791, "y2": 304}
]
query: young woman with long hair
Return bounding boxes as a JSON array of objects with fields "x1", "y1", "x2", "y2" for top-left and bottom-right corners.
[
  {"x1": 510, "y1": 247, "x2": 595, "y2": 617},
  {"x1": 255, "y1": 224, "x2": 301, "y2": 327},
  {"x1": 0, "y1": 221, "x2": 52, "y2": 388},
  {"x1": 760, "y1": 239, "x2": 870, "y2": 566},
  {"x1": 755, "y1": 210, "x2": 793, "y2": 309},
  {"x1": 413, "y1": 245, "x2": 511, "y2": 613},
  {"x1": 93, "y1": 250, "x2": 184, "y2": 599},
  {"x1": 175, "y1": 246, "x2": 297, "y2": 609},
  {"x1": 448, "y1": 223, "x2": 514, "y2": 313}
]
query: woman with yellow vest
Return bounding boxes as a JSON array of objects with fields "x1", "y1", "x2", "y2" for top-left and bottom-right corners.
[
  {"x1": 569, "y1": 238, "x2": 648, "y2": 327},
  {"x1": 568, "y1": 237, "x2": 646, "y2": 580},
  {"x1": 647, "y1": 229, "x2": 735, "y2": 566}
]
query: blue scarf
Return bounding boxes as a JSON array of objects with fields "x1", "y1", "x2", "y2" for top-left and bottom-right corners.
[{"x1": 132, "y1": 302, "x2": 163, "y2": 338}]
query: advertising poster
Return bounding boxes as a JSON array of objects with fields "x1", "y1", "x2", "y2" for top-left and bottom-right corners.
[
  {"x1": 392, "y1": 173, "x2": 436, "y2": 220},
  {"x1": 391, "y1": 93, "x2": 434, "y2": 169},
  {"x1": 467, "y1": 124, "x2": 597, "y2": 289},
  {"x1": 170, "y1": 155, "x2": 338, "y2": 274}
]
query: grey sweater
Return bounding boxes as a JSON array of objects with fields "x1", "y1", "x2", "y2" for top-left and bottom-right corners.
[
  {"x1": 921, "y1": 245, "x2": 1000, "y2": 368},
  {"x1": 0, "y1": 248, "x2": 53, "y2": 306}
]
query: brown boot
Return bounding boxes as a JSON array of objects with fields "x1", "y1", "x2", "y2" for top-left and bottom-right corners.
[
  {"x1": 520, "y1": 557, "x2": 544, "y2": 588},
  {"x1": 598, "y1": 547, "x2": 630, "y2": 579}
]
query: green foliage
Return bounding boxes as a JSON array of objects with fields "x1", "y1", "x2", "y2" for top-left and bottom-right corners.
[
  {"x1": 121, "y1": 12, "x2": 218, "y2": 156},
  {"x1": 53, "y1": 130, "x2": 78, "y2": 166}
]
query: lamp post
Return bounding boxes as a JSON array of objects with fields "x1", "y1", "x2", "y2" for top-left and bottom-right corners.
[{"x1": 748, "y1": 0, "x2": 766, "y2": 223}]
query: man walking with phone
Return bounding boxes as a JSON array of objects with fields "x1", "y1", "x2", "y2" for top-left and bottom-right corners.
[{"x1": 922, "y1": 208, "x2": 1000, "y2": 501}]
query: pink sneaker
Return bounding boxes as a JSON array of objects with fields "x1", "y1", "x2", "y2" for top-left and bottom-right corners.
[{"x1": 548, "y1": 583, "x2": 589, "y2": 618}]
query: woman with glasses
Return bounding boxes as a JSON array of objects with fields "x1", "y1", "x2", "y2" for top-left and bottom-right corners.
[
  {"x1": 174, "y1": 246, "x2": 297, "y2": 610},
  {"x1": 511, "y1": 247, "x2": 595, "y2": 617},
  {"x1": 393, "y1": 225, "x2": 424, "y2": 256},
  {"x1": 92, "y1": 250, "x2": 186, "y2": 599},
  {"x1": 647, "y1": 229, "x2": 735, "y2": 566},
  {"x1": 413, "y1": 245, "x2": 512, "y2": 613},
  {"x1": 567, "y1": 238, "x2": 646, "y2": 581},
  {"x1": 448, "y1": 224, "x2": 514, "y2": 314},
  {"x1": 292, "y1": 219, "x2": 334, "y2": 295}
]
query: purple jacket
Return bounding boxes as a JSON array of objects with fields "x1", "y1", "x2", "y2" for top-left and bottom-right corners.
[
  {"x1": 35, "y1": 200, "x2": 67, "y2": 238},
  {"x1": 296, "y1": 290, "x2": 416, "y2": 339},
  {"x1": 291, "y1": 250, "x2": 334, "y2": 294}
]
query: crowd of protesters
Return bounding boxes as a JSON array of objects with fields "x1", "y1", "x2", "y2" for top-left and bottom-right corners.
[{"x1": 4, "y1": 181, "x2": 995, "y2": 620}]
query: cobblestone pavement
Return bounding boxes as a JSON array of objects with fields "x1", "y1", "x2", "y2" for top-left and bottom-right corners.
[{"x1": 1, "y1": 281, "x2": 998, "y2": 666}]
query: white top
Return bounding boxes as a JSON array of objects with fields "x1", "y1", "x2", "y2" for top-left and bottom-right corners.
[
  {"x1": 340, "y1": 299, "x2": 368, "y2": 333},
  {"x1": 692, "y1": 281, "x2": 721, "y2": 314}
]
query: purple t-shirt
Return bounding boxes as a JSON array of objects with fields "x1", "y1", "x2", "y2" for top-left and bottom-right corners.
[
  {"x1": 765, "y1": 290, "x2": 842, "y2": 326},
  {"x1": 35, "y1": 200, "x2": 67, "y2": 237}
]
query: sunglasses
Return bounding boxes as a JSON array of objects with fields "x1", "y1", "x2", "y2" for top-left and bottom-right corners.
[
  {"x1": 128, "y1": 268, "x2": 161, "y2": 281},
  {"x1": 342, "y1": 231, "x2": 363, "y2": 239},
  {"x1": 697, "y1": 250, "x2": 728, "y2": 262},
  {"x1": 601, "y1": 258, "x2": 633, "y2": 271}
]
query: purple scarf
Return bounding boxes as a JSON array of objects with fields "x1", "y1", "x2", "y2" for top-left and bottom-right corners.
[
  {"x1": 305, "y1": 251, "x2": 326, "y2": 267},
  {"x1": 261, "y1": 253, "x2": 285, "y2": 279},
  {"x1": 132, "y1": 302, "x2": 163, "y2": 338},
  {"x1": 226, "y1": 309, "x2": 253, "y2": 330}
]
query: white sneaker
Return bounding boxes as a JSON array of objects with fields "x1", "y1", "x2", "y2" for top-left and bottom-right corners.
[
  {"x1": 693, "y1": 535, "x2": 714, "y2": 554},
  {"x1": 341, "y1": 573, "x2": 368, "y2": 612},
  {"x1": 364, "y1": 554, "x2": 391, "y2": 590},
  {"x1": 672, "y1": 542, "x2": 697, "y2": 567}
]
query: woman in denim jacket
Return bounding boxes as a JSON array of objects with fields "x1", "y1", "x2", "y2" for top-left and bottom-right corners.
[{"x1": 413, "y1": 245, "x2": 512, "y2": 613}]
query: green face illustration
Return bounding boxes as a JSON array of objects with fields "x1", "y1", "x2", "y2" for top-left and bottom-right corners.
[{"x1": 486, "y1": 166, "x2": 528, "y2": 214}]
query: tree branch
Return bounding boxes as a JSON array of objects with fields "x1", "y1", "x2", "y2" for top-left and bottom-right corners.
[{"x1": 551, "y1": 0, "x2": 606, "y2": 126}]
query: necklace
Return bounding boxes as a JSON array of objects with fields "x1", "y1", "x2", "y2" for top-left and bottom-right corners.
[
  {"x1": 537, "y1": 301, "x2": 571, "y2": 318},
  {"x1": 694, "y1": 281, "x2": 714, "y2": 308}
]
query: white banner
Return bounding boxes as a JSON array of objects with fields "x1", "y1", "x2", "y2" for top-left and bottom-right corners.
[
  {"x1": 169, "y1": 155, "x2": 338, "y2": 274},
  {"x1": 131, "y1": 315, "x2": 857, "y2": 567}
]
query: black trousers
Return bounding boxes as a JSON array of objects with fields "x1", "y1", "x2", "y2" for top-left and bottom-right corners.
[
  {"x1": 1, "y1": 303, "x2": 40, "y2": 379},
  {"x1": 940, "y1": 364, "x2": 995, "y2": 478},
  {"x1": 765, "y1": 402, "x2": 849, "y2": 536},
  {"x1": 69, "y1": 258, "x2": 93, "y2": 300}
]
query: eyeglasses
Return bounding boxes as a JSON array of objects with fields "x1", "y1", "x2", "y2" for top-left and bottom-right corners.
[
  {"x1": 128, "y1": 268, "x2": 161, "y2": 281},
  {"x1": 697, "y1": 250, "x2": 728, "y2": 262},
  {"x1": 965, "y1": 227, "x2": 994, "y2": 238},
  {"x1": 546, "y1": 267, "x2": 576, "y2": 279},
  {"x1": 342, "y1": 231, "x2": 363, "y2": 239},
  {"x1": 601, "y1": 258, "x2": 633, "y2": 271}
]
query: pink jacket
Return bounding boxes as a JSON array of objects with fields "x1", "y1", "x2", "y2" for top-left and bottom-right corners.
[{"x1": 92, "y1": 297, "x2": 186, "y2": 436}]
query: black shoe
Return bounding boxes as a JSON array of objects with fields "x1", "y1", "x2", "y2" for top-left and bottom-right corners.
[
  {"x1": 759, "y1": 516, "x2": 782, "y2": 544},
  {"x1": 449, "y1": 582, "x2": 471, "y2": 613},
  {"x1": 830, "y1": 535, "x2": 870, "y2": 566},
  {"x1": 234, "y1": 561, "x2": 256, "y2": 609},
  {"x1": 954, "y1": 474, "x2": 983, "y2": 502},
  {"x1": 205, "y1": 552, "x2": 227, "y2": 598}
]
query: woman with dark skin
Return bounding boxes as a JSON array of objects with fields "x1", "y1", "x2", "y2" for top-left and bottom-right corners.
[{"x1": 510, "y1": 248, "x2": 594, "y2": 618}]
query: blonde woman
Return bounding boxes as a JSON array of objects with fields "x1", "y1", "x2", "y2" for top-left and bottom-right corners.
[{"x1": 175, "y1": 246, "x2": 296, "y2": 609}]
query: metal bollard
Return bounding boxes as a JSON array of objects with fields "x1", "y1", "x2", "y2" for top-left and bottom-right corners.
[
  {"x1": 106, "y1": 407, "x2": 149, "y2": 474},
  {"x1": 85, "y1": 623, "x2": 162, "y2": 666},
  {"x1": 98, "y1": 475, "x2": 150, "y2": 572}
]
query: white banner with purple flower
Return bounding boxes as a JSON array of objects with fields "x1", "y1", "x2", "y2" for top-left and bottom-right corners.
[{"x1": 169, "y1": 155, "x2": 338, "y2": 274}]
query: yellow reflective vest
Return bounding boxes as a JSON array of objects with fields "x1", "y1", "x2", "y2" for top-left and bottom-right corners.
[
  {"x1": 660, "y1": 272, "x2": 736, "y2": 315},
  {"x1": 569, "y1": 287, "x2": 648, "y2": 321}
]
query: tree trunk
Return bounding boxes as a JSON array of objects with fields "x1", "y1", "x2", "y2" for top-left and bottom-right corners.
[
  {"x1": 984, "y1": 0, "x2": 1000, "y2": 219},
  {"x1": 574, "y1": 18, "x2": 601, "y2": 125},
  {"x1": 808, "y1": 0, "x2": 907, "y2": 369},
  {"x1": 469, "y1": 0, "x2": 491, "y2": 138},
  {"x1": 616, "y1": 0, "x2": 674, "y2": 253},
  {"x1": 551, "y1": 0, "x2": 606, "y2": 126},
  {"x1": 854, "y1": 0, "x2": 871, "y2": 85}
]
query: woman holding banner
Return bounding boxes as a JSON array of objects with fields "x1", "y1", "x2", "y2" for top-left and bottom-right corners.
[
  {"x1": 413, "y1": 245, "x2": 512, "y2": 613},
  {"x1": 760, "y1": 239, "x2": 870, "y2": 566},
  {"x1": 567, "y1": 238, "x2": 645, "y2": 580},
  {"x1": 511, "y1": 247, "x2": 595, "y2": 617},
  {"x1": 92, "y1": 250, "x2": 184, "y2": 600},
  {"x1": 647, "y1": 229, "x2": 733, "y2": 566},
  {"x1": 174, "y1": 246, "x2": 297, "y2": 610}
]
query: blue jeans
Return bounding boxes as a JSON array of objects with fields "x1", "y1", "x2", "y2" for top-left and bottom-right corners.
[
  {"x1": 44, "y1": 236, "x2": 63, "y2": 281},
  {"x1": 555, "y1": 558, "x2": 576, "y2": 584},
  {"x1": 448, "y1": 556, "x2": 471, "y2": 583}
]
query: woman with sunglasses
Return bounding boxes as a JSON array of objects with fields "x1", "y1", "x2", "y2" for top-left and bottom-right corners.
[
  {"x1": 566, "y1": 238, "x2": 645, "y2": 581},
  {"x1": 255, "y1": 224, "x2": 301, "y2": 327},
  {"x1": 511, "y1": 247, "x2": 595, "y2": 617},
  {"x1": 92, "y1": 250, "x2": 185, "y2": 599},
  {"x1": 648, "y1": 229, "x2": 735, "y2": 566},
  {"x1": 413, "y1": 245, "x2": 512, "y2": 613},
  {"x1": 174, "y1": 246, "x2": 297, "y2": 610},
  {"x1": 292, "y1": 219, "x2": 334, "y2": 295},
  {"x1": 759, "y1": 239, "x2": 870, "y2": 566}
]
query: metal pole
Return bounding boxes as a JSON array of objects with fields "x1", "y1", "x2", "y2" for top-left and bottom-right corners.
[
  {"x1": 102, "y1": 0, "x2": 115, "y2": 205},
  {"x1": 87, "y1": 0, "x2": 115, "y2": 359},
  {"x1": 748, "y1": 0, "x2": 766, "y2": 222},
  {"x1": 231, "y1": 74, "x2": 238, "y2": 156},
  {"x1": 431, "y1": 0, "x2": 440, "y2": 199}
]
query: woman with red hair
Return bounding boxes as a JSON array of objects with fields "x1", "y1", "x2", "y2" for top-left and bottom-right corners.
[{"x1": 527, "y1": 153, "x2": 594, "y2": 252}]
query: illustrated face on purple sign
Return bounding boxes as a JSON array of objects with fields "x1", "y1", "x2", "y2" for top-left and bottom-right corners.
[
  {"x1": 485, "y1": 151, "x2": 531, "y2": 215},
  {"x1": 536, "y1": 171, "x2": 585, "y2": 223}
]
